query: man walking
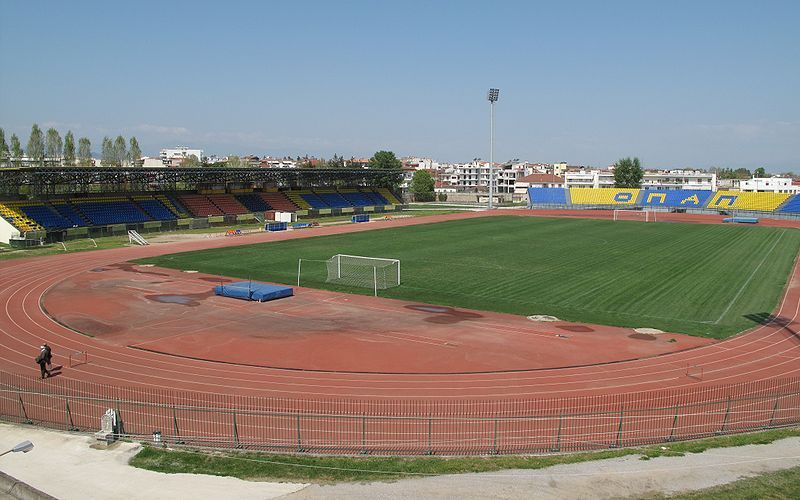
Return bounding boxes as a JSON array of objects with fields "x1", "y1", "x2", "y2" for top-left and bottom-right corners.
[{"x1": 35, "y1": 344, "x2": 52, "y2": 379}]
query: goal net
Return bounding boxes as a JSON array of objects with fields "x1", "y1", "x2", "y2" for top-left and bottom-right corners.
[
  {"x1": 325, "y1": 254, "x2": 400, "y2": 293},
  {"x1": 613, "y1": 209, "x2": 655, "y2": 222}
]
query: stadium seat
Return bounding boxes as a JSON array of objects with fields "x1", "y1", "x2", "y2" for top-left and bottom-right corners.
[
  {"x1": 527, "y1": 187, "x2": 568, "y2": 204},
  {"x1": 707, "y1": 191, "x2": 792, "y2": 212},
  {"x1": 638, "y1": 190, "x2": 713, "y2": 208},
  {"x1": 777, "y1": 194, "x2": 800, "y2": 214},
  {"x1": 569, "y1": 188, "x2": 640, "y2": 205}
]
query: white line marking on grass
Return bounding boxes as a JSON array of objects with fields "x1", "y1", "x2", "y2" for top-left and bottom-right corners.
[{"x1": 714, "y1": 230, "x2": 785, "y2": 325}]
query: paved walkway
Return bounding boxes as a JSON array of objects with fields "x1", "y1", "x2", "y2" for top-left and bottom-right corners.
[{"x1": 1, "y1": 423, "x2": 798, "y2": 499}]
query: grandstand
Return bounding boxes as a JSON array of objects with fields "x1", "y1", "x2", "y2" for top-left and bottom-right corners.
[
  {"x1": 527, "y1": 187, "x2": 800, "y2": 217},
  {"x1": 0, "y1": 166, "x2": 404, "y2": 244}
]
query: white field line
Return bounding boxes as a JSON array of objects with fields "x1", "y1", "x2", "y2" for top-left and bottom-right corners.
[{"x1": 714, "y1": 230, "x2": 785, "y2": 325}]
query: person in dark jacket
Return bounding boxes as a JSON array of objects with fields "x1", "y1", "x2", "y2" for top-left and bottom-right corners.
[
  {"x1": 42, "y1": 344, "x2": 52, "y2": 368},
  {"x1": 36, "y1": 346, "x2": 50, "y2": 379}
]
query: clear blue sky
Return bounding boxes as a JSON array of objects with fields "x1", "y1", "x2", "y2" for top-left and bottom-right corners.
[{"x1": 1, "y1": 0, "x2": 798, "y2": 170}]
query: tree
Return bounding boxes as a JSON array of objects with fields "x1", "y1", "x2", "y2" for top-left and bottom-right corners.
[
  {"x1": 613, "y1": 157, "x2": 644, "y2": 188},
  {"x1": 100, "y1": 137, "x2": 114, "y2": 166},
  {"x1": 367, "y1": 150, "x2": 402, "y2": 170},
  {"x1": 326, "y1": 154, "x2": 345, "y2": 169},
  {"x1": 10, "y1": 134, "x2": 23, "y2": 167},
  {"x1": 753, "y1": 167, "x2": 767, "y2": 178},
  {"x1": 226, "y1": 155, "x2": 244, "y2": 168},
  {"x1": 733, "y1": 167, "x2": 752, "y2": 179},
  {"x1": 128, "y1": 136, "x2": 142, "y2": 167},
  {"x1": 181, "y1": 154, "x2": 200, "y2": 167},
  {"x1": 410, "y1": 170, "x2": 436, "y2": 202},
  {"x1": 77, "y1": 137, "x2": 92, "y2": 166},
  {"x1": 113, "y1": 135, "x2": 127, "y2": 166},
  {"x1": 0, "y1": 128, "x2": 8, "y2": 166},
  {"x1": 63, "y1": 131, "x2": 76, "y2": 166},
  {"x1": 27, "y1": 124, "x2": 45, "y2": 166},
  {"x1": 45, "y1": 128, "x2": 63, "y2": 165}
]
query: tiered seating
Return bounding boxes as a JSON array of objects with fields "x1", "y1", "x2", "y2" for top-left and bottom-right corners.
[
  {"x1": 639, "y1": 190, "x2": 713, "y2": 208},
  {"x1": 74, "y1": 198, "x2": 151, "y2": 225},
  {"x1": 235, "y1": 193, "x2": 271, "y2": 212},
  {"x1": 376, "y1": 188, "x2": 401, "y2": 204},
  {"x1": 340, "y1": 191, "x2": 376, "y2": 206},
  {"x1": 315, "y1": 190, "x2": 350, "y2": 208},
  {"x1": 52, "y1": 203, "x2": 86, "y2": 227},
  {"x1": 527, "y1": 187, "x2": 567, "y2": 204},
  {"x1": 206, "y1": 194, "x2": 249, "y2": 215},
  {"x1": 178, "y1": 194, "x2": 224, "y2": 217},
  {"x1": 18, "y1": 204, "x2": 75, "y2": 230},
  {"x1": 777, "y1": 195, "x2": 800, "y2": 214},
  {"x1": 284, "y1": 191, "x2": 311, "y2": 209},
  {"x1": 134, "y1": 197, "x2": 176, "y2": 220},
  {"x1": 569, "y1": 188, "x2": 640, "y2": 205},
  {"x1": 156, "y1": 195, "x2": 186, "y2": 218},
  {"x1": 362, "y1": 190, "x2": 389, "y2": 205},
  {"x1": 300, "y1": 191, "x2": 329, "y2": 209},
  {"x1": 262, "y1": 191, "x2": 300, "y2": 212},
  {"x1": 707, "y1": 191, "x2": 792, "y2": 212},
  {"x1": 0, "y1": 202, "x2": 43, "y2": 232}
]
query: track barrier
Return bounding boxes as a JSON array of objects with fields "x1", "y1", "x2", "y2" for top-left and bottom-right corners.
[
  {"x1": 68, "y1": 351, "x2": 88, "y2": 368},
  {"x1": 1, "y1": 371, "x2": 798, "y2": 455}
]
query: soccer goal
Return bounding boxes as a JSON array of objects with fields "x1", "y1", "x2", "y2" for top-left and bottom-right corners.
[
  {"x1": 613, "y1": 209, "x2": 655, "y2": 222},
  {"x1": 325, "y1": 254, "x2": 400, "y2": 296}
]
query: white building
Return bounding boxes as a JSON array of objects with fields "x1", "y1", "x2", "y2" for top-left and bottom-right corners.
[
  {"x1": 514, "y1": 174, "x2": 565, "y2": 195},
  {"x1": 441, "y1": 161, "x2": 526, "y2": 193},
  {"x1": 160, "y1": 146, "x2": 204, "y2": 167},
  {"x1": 563, "y1": 169, "x2": 716, "y2": 190},
  {"x1": 740, "y1": 177, "x2": 800, "y2": 193}
]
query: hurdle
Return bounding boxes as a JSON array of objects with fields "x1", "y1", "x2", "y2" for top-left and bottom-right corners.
[
  {"x1": 685, "y1": 364, "x2": 703, "y2": 380},
  {"x1": 68, "y1": 350, "x2": 89, "y2": 368}
]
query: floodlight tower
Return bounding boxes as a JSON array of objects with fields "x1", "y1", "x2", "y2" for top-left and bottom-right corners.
[{"x1": 487, "y1": 88, "x2": 499, "y2": 210}]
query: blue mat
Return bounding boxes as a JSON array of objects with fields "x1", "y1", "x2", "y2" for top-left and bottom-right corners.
[{"x1": 214, "y1": 281, "x2": 294, "y2": 302}]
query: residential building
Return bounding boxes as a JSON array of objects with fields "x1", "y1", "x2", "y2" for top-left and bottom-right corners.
[
  {"x1": 514, "y1": 174, "x2": 565, "y2": 195},
  {"x1": 563, "y1": 169, "x2": 716, "y2": 190},
  {"x1": 740, "y1": 177, "x2": 800, "y2": 193},
  {"x1": 160, "y1": 146, "x2": 204, "y2": 167}
]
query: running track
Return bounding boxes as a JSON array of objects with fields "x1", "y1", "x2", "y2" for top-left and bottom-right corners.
[{"x1": 2, "y1": 210, "x2": 800, "y2": 405}]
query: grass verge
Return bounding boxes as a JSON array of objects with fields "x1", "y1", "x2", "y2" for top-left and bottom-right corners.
[
  {"x1": 129, "y1": 427, "x2": 800, "y2": 484},
  {"x1": 667, "y1": 465, "x2": 800, "y2": 499}
]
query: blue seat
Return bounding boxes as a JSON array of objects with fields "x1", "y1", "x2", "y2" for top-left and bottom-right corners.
[
  {"x1": 316, "y1": 192, "x2": 351, "y2": 208},
  {"x1": 777, "y1": 194, "x2": 800, "y2": 213},
  {"x1": 19, "y1": 205, "x2": 73, "y2": 229},
  {"x1": 639, "y1": 190, "x2": 713, "y2": 208},
  {"x1": 527, "y1": 188, "x2": 567, "y2": 204},
  {"x1": 363, "y1": 191, "x2": 388, "y2": 205},
  {"x1": 137, "y1": 199, "x2": 176, "y2": 220},
  {"x1": 75, "y1": 201, "x2": 151, "y2": 225},
  {"x1": 341, "y1": 192, "x2": 374, "y2": 206},
  {"x1": 235, "y1": 194, "x2": 271, "y2": 212},
  {"x1": 300, "y1": 193, "x2": 329, "y2": 209}
]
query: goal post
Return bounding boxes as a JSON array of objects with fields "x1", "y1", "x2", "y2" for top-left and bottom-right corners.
[
  {"x1": 326, "y1": 254, "x2": 400, "y2": 295},
  {"x1": 613, "y1": 209, "x2": 655, "y2": 222}
]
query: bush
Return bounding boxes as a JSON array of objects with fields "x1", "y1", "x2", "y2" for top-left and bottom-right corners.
[{"x1": 438, "y1": 193, "x2": 448, "y2": 202}]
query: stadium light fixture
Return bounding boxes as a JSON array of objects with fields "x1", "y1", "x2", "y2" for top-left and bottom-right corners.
[
  {"x1": 0, "y1": 440, "x2": 34, "y2": 457},
  {"x1": 487, "y1": 88, "x2": 499, "y2": 210}
]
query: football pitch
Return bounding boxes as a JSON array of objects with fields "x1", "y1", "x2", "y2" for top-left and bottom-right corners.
[{"x1": 136, "y1": 216, "x2": 800, "y2": 338}]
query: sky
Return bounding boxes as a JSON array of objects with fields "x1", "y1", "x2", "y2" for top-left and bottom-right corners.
[{"x1": 1, "y1": 0, "x2": 798, "y2": 171}]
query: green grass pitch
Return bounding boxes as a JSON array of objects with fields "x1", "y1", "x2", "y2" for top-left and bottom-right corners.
[{"x1": 135, "y1": 216, "x2": 800, "y2": 338}]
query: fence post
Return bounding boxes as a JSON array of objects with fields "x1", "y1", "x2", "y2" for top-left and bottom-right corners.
[
  {"x1": 115, "y1": 399, "x2": 124, "y2": 436},
  {"x1": 232, "y1": 411, "x2": 241, "y2": 448},
  {"x1": 17, "y1": 393, "x2": 31, "y2": 424},
  {"x1": 361, "y1": 416, "x2": 367, "y2": 455},
  {"x1": 552, "y1": 414, "x2": 563, "y2": 452},
  {"x1": 65, "y1": 399, "x2": 77, "y2": 431},
  {"x1": 718, "y1": 397, "x2": 731, "y2": 434},
  {"x1": 492, "y1": 419, "x2": 499, "y2": 455},
  {"x1": 613, "y1": 409, "x2": 625, "y2": 448},
  {"x1": 667, "y1": 403, "x2": 679, "y2": 442},
  {"x1": 768, "y1": 396, "x2": 781, "y2": 428},
  {"x1": 427, "y1": 417, "x2": 433, "y2": 455},
  {"x1": 296, "y1": 414, "x2": 303, "y2": 452}
]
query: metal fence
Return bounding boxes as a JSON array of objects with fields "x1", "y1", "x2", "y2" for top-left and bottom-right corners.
[{"x1": 1, "y1": 371, "x2": 798, "y2": 455}]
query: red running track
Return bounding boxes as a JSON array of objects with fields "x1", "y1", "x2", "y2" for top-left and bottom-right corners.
[{"x1": 2, "y1": 210, "x2": 800, "y2": 405}]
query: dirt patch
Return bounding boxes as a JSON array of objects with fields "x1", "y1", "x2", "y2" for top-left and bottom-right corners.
[{"x1": 629, "y1": 333, "x2": 657, "y2": 341}]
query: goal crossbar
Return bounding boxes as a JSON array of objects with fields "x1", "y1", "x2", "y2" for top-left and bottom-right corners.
[
  {"x1": 327, "y1": 254, "x2": 400, "y2": 295},
  {"x1": 613, "y1": 209, "x2": 655, "y2": 222}
]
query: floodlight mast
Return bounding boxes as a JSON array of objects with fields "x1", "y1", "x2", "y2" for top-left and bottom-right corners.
[{"x1": 487, "y1": 88, "x2": 499, "y2": 210}]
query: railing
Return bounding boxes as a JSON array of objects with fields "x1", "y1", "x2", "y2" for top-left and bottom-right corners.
[
  {"x1": 2, "y1": 372, "x2": 799, "y2": 455},
  {"x1": 526, "y1": 203, "x2": 800, "y2": 221}
]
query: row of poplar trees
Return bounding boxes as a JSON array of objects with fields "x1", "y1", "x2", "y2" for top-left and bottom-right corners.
[{"x1": 0, "y1": 124, "x2": 142, "y2": 167}]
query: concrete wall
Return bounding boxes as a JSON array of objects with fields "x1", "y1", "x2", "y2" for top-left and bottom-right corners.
[{"x1": 0, "y1": 215, "x2": 21, "y2": 244}]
